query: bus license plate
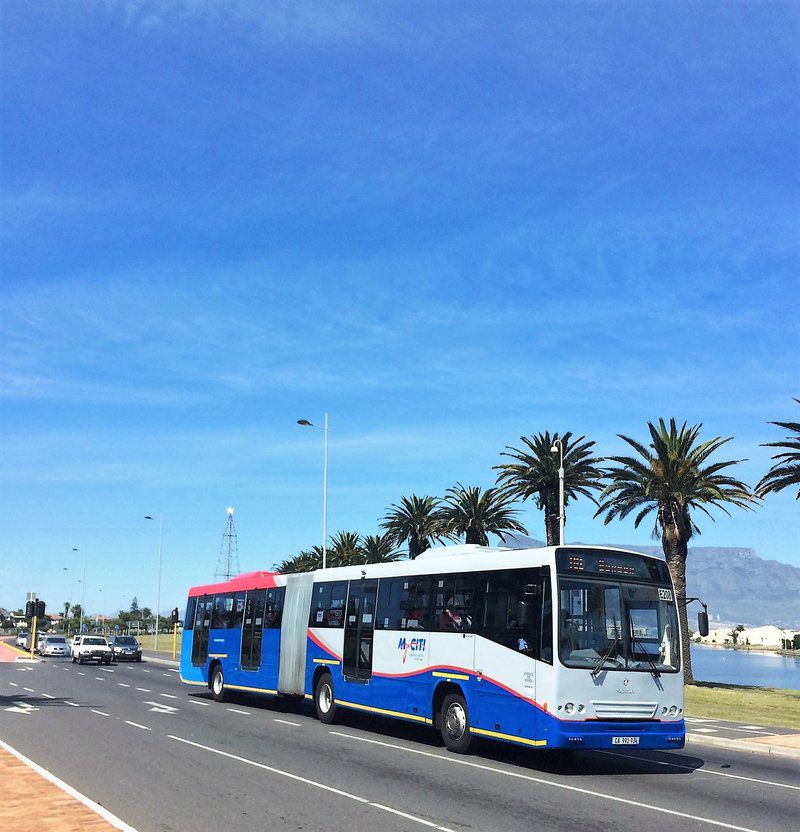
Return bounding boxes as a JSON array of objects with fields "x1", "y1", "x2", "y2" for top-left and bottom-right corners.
[{"x1": 612, "y1": 737, "x2": 639, "y2": 745}]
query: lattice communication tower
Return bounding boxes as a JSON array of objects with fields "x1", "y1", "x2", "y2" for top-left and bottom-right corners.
[{"x1": 214, "y1": 506, "x2": 241, "y2": 581}]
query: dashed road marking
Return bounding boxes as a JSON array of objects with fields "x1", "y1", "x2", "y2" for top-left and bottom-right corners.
[
  {"x1": 125, "y1": 720, "x2": 151, "y2": 731},
  {"x1": 330, "y1": 731, "x2": 763, "y2": 832},
  {"x1": 8, "y1": 682, "x2": 18, "y2": 687},
  {"x1": 189, "y1": 700, "x2": 210, "y2": 707},
  {"x1": 227, "y1": 708, "x2": 250, "y2": 715},
  {"x1": 118, "y1": 683, "x2": 130, "y2": 687},
  {"x1": 274, "y1": 718, "x2": 301, "y2": 727},
  {"x1": 41, "y1": 693, "x2": 55, "y2": 699},
  {"x1": 91, "y1": 710, "x2": 110, "y2": 717},
  {"x1": 65, "y1": 701, "x2": 80, "y2": 707},
  {"x1": 168, "y1": 735, "x2": 458, "y2": 832},
  {"x1": 159, "y1": 693, "x2": 177, "y2": 699},
  {"x1": 136, "y1": 687, "x2": 150, "y2": 692},
  {"x1": 23, "y1": 687, "x2": 34, "y2": 692}
]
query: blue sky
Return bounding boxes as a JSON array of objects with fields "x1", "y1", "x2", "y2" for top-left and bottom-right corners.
[{"x1": 1, "y1": 2, "x2": 798, "y2": 616}]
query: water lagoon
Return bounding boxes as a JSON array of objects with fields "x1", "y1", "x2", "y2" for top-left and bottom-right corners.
[{"x1": 691, "y1": 642, "x2": 800, "y2": 690}]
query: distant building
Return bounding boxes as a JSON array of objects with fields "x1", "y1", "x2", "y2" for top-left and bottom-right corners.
[{"x1": 694, "y1": 624, "x2": 798, "y2": 648}]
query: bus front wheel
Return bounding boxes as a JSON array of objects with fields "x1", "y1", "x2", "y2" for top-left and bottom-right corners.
[
  {"x1": 210, "y1": 665, "x2": 227, "y2": 702},
  {"x1": 315, "y1": 672, "x2": 337, "y2": 724},
  {"x1": 439, "y1": 693, "x2": 473, "y2": 754}
]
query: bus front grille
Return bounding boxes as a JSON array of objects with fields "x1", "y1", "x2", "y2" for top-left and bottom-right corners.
[{"x1": 591, "y1": 701, "x2": 658, "y2": 720}]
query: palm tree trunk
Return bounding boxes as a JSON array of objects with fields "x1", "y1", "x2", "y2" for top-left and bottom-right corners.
[
  {"x1": 544, "y1": 497, "x2": 559, "y2": 547},
  {"x1": 662, "y1": 529, "x2": 694, "y2": 684}
]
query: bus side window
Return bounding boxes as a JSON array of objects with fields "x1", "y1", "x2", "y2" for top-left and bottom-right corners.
[
  {"x1": 212, "y1": 594, "x2": 232, "y2": 629},
  {"x1": 184, "y1": 597, "x2": 197, "y2": 631},
  {"x1": 539, "y1": 568, "x2": 553, "y2": 664},
  {"x1": 375, "y1": 577, "x2": 403, "y2": 629},
  {"x1": 232, "y1": 592, "x2": 245, "y2": 629},
  {"x1": 400, "y1": 577, "x2": 432, "y2": 631},
  {"x1": 432, "y1": 575, "x2": 474, "y2": 632},
  {"x1": 309, "y1": 581, "x2": 348, "y2": 628},
  {"x1": 265, "y1": 587, "x2": 284, "y2": 628}
]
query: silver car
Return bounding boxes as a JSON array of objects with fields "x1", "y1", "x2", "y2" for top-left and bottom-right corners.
[{"x1": 40, "y1": 635, "x2": 70, "y2": 657}]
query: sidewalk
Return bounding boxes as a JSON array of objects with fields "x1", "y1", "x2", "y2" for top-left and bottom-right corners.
[{"x1": 0, "y1": 740, "x2": 135, "y2": 831}]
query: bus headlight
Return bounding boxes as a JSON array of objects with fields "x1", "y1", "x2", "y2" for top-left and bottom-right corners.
[
  {"x1": 668, "y1": 705, "x2": 678, "y2": 717},
  {"x1": 564, "y1": 702, "x2": 575, "y2": 714}
]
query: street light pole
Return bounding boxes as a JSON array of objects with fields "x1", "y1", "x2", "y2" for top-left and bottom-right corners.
[
  {"x1": 79, "y1": 550, "x2": 86, "y2": 634},
  {"x1": 297, "y1": 414, "x2": 329, "y2": 570},
  {"x1": 550, "y1": 437, "x2": 565, "y2": 546},
  {"x1": 145, "y1": 514, "x2": 164, "y2": 650}
]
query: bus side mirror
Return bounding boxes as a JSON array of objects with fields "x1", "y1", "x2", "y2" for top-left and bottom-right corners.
[{"x1": 697, "y1": 610, "x2": 709, "y2": 638}]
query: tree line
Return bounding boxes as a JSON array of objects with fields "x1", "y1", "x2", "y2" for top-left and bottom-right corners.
[{"x1": 275, "y1": 406, "x2": 799, "y2": 684}]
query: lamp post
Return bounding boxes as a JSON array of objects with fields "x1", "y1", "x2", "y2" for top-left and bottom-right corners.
[
  {"x1": 297, "y1": 414, "x2": 328, "y2": 570},
  {"x1": 145, "y1": 514, "x2": 164, "y2": 650},
  {"x1": 550, "y1": 436, "x2": 565, "y2": 546},
  {"x1": 78, "y1": 549, "x2": 86, "y2": 634},
  {"x1": 64, "y1": 547, "x2": 78, "y2": 634}
]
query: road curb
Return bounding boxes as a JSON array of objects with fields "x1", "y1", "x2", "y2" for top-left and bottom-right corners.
[
  {"x1": 143, "y1": 654, "x2": 179, "y2": 668},
  {"x1": 687, "y1": 732, "x2": 800, "y2": 761}
]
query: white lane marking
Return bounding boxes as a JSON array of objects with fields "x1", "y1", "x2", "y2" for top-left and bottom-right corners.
[
  {"x1": 23, "y1": 687, "x2": 35, "y2": 692},
  {"x1": 8, "y1": 682, "x2": 18, "y2": 687},
  {"x1": 692, "y1": 728, "x2": 719, "y2": 733},
  {"x1": 167, "y1": 668, "x2": 180, "y2": 672},
  {"x1": 142, "y1": 669, "x2": 150, "y2": 673},
  {"x1": 724, "y1": 727, "x2": 777, "y2": 735},
  {"x1": 274, "y1": 718, "x2": 301, "y2": 727},
  {"x1": 189, "y1": 700, "x2": 210, "y2": 707},
  {"x1": 117, "y1": 683, "x2": 130, "y2": 688},
  {"x1": 95, "y1": 677, "x2": 105, "y2": 681},
  {"x1": 163, "y1": 673, "x2": 171, "y2": 677},
  {"x1": 99, "y1": 667, "x2": 114, "y2": 673},
  {"x1": 65, "y1": 701, "x2": 80, "y2": 707},
  {"x1": 91, "y1": 710, "x2": 110, "y2": 717},
  {"x1": 159, "y1": 693, "x2": 178, "y2": 699},
  {"x1": 738, "y1": 726, "x2": 764, "y2": 730},
  {"x1": 330, "y1": 732, "x2": 763, "y2": 832},
  {"x1": 168, "y1": 736, "x2": 457, "y2": 832},
  {"x1": 124, "y1": 720, "x2": 151, "y2": 731},
  {"x1": 41, "y1": 693, "x2": 55, "y2": 699},
  {"x1": 136, "y1": 688, "x2": 150, "y2": 692},
  {"x1": 77, "y1": 672, "x2": 85, "y2": 676},
  {"x1": 144, "y1": 701, "x2": 179, "y2": 714},
  {"x1": 598, "y1": 750, "x2": 800, "y2": 792},
  {"x1": 227, "y1": 708, "x2": 251, "y2": 715},
  {"x1": 0, "y1": 738, "x2": 140, "y2": 832}
]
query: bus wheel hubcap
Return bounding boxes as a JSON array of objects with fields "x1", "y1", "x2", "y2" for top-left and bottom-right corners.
[
  {"x1": 320, "y1": 684, "x2": 332, "y2": 712},
  {"x1": 214, "y1": 674, "x2": 222, "y2": 694},
  {"x1": 445, "y1": 703, "x2": 466, "y2": 739}
]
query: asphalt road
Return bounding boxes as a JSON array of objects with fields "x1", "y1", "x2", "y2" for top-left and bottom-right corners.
[{"x1": 1, "y1": 657, "x2": 798, "y2": 832}]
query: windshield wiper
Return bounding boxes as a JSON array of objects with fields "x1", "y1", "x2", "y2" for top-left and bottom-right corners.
[
  {"x1": 630, "y1": 631, "x2": 661, "y2": 678},
  {"x1": 591, "y1": 635, "x2": 621, "y2": 678}
]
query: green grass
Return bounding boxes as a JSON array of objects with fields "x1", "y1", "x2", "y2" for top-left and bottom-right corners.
[
  {"x1": 685, "y1": 682, "x2": 800, "y2": 730},
  {"x1": 136, "y1": 633, "x2": 182, "y2": 655}
]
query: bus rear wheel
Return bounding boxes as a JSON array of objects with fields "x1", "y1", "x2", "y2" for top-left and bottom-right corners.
[
  {"x1": 210, "y1": 665, "x2": 227, "y2": 702},
  {"x1": 315, "y1": 672, "x2": 337, "y2": 724},
  {"x1": 440, "y1": 693, "x2": 473, "y2": 754}
]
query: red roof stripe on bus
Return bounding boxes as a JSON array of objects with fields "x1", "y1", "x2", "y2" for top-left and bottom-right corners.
[{"x1": 188, "y1": 570, "x2": 279, "y2": 597}]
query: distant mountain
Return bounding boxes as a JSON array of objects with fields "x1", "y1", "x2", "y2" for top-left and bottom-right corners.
[{"x1": 497, "y1": 533, "x2": 800, "y2": 629}]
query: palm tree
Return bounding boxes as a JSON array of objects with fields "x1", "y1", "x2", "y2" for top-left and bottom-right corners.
[
  {"x1": 495, "y1": 431, "x2": 605, "y2": 545},
  {"x1": 437, "y1": 483, "x2": 528, "y2": 546},
  {"x1": 595, "y1": 418, "x2": 757, "y2": 684},
  {"x1": 328, "y1": 531, "x2": 364, "y2": 567},
  {"x1": 360, "y1": 533, "x2": 403, "y2": 564},
  {"x1": 381, "y1": 494, "x2": 446, "y2": 559},
  {"x1": 756, "y1": 399, "x2": 800, "y2": 500},
  {"x1": 275, "y1": 547, "x2": 322, "y2": 573}
]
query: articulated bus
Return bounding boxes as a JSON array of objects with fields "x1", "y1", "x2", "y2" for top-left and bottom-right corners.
[{"x1": 179, "y1": 544, "x2": 686, "y2": 753}]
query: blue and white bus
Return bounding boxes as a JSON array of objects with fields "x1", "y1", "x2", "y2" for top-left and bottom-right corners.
[{"x1": 180, "y1": 544, "x2": 686, "y2": 753}]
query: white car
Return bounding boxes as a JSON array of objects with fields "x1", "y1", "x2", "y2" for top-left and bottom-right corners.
[
  {"x1": 15, "y1": 632, "x2": 27, "y2": 647},
  {"x1": 71, "y1": 635, "x2": 112, "y2": 665},
  {"x1": 40, "y1": 635, "x2": 70, "y2": 657}
]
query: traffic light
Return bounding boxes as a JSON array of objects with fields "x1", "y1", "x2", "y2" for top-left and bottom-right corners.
[
  {"x1": 25, "y1": 600, "x2": 36, "y2": 618},
  {"x1": 171, "y1": 607, "x2": 179, "y2": 624},
  {"x1": 36, "y1": 600, "x2": 46, "y2": 618}
]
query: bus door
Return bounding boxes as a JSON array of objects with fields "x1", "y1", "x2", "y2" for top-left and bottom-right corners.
[
  {"x1": 192, "y1": 596, "x2": 212, "y2": 666},
  {"x1": 343, "y1": 579, "x2": 378, "y2": 680},
  {"x1": 240, "y1": 589, "x2": 266, "y2": 671}
]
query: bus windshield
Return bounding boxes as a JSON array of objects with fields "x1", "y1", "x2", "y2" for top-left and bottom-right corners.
[{"x1": 559, "y1": 579, "x2": 680, "y2": 672}]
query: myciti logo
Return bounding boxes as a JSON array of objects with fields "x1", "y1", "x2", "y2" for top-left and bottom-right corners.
[{"x1": 398, "y1": 636, "x2": 426, "y2": 663}]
